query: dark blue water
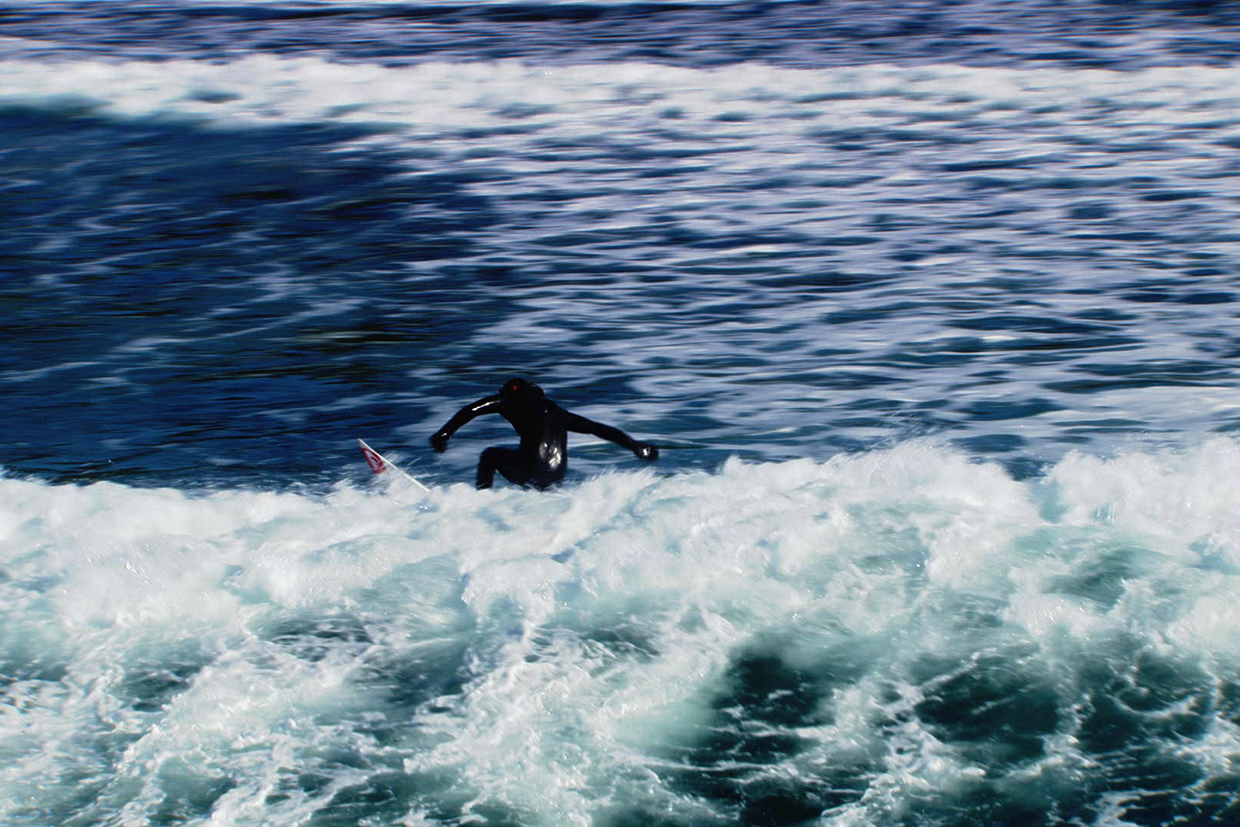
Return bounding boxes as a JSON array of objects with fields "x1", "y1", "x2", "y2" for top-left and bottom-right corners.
[
  {"x1": 0, "y1": 0, "x2": 1239, "y2": 491},
  {"x1": 4, "y1": 3, "x2": 1240, "y2": 826},
  {"x1": 3, "y1": 0, "x2": 1240, "y2": 68}
]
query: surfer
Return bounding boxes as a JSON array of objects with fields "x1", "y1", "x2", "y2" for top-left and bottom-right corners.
[{"x1": 430, "y1": 378, "x2": 659, "y2": 489}]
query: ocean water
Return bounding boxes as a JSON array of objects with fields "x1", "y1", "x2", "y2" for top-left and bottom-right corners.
[{"x1": 4, "y1": 1, "x2": 1240, "y2": 825}]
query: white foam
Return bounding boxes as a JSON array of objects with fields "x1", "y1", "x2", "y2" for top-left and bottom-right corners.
[
  {"x1": 3, "y1": 440, "x2": 1240, "y2": 823},
  {"x1": 1050, "y1": 437, "x2": 1240, "y2": 560},
  {"x1": 3, "y1": 56, "x2": 1238, "y2": 143}
]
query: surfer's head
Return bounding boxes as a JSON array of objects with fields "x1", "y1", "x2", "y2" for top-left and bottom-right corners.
[{"x1": 499, "y1": 378, "x2": 544, "y2": 400}]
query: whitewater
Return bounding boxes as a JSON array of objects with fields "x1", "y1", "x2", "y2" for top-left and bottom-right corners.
[{"x1": 5, "y1": 440, "x2": 1240, "y2": 826}]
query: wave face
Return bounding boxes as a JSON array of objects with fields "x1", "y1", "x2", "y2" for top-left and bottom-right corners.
[
  {"x1": 3, "y1": 55, "x2": 1240, "y2": 487},
  {"x1": 4, "y1": 441, "x2": 1240, "y2": 826}
]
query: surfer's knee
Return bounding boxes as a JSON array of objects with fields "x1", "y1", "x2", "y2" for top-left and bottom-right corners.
[
  {"x1": 476, "y1": 446, "x2": 505, "y2": 489},
  {"x1": 477, "y1": 446, "x2": 533, "y2": 490}
]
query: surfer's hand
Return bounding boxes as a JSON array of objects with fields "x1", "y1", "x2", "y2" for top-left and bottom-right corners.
[
  {"x1": 430, "y1": 431, "x2": 450, "y2": 453},
  {"x1": 634, "y1": 442, "x2": 658, "y2": 461}
]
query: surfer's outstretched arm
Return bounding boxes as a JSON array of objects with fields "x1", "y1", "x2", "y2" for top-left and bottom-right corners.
[
  {"x1": 430, "y1": 395, "x2": 502, "y2": 451},
  {"x1": 565, "y1": 413, "x2": 659, "y2": 461}
]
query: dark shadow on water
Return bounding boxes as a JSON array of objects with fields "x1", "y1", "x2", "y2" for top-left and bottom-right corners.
[
  {"x1": 0, "y1": 105, "x2": 500, "y2": 490},
  {"x1": 266, "y1": 614, "x2": 375, "y2": 664},
  {"x1": 658, "y1": 641, "x2": 878, "y2": 826},
  {"x1": 909, "y1": 648, "x2": 1061, "y2": 772}
]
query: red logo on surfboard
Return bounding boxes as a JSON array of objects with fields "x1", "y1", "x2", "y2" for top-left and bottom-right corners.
[{"x1": 359, "y1": 441, "x2": 387, "y2": 474}]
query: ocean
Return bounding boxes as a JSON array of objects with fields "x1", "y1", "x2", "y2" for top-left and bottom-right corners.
[{"x1": 3, "y1": 1, "x2": 1240, "y2": 825}]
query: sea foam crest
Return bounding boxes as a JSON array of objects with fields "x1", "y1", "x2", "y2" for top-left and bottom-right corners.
[
  {"x1": 2, "y1": 440, "x2": 1240, "y2": 825},
  {"x1": 3, "y1": 55, "x2": 1239, "y2": 137}
]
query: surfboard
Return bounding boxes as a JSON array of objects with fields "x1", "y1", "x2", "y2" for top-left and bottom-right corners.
[{"x1": 357, "y1": 439, "x2": 430, "y2": 492}]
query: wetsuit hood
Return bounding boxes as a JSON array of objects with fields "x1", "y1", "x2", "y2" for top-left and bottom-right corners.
[{"x1": 499, "y1": 378, "x2": 545, "y2": 400}]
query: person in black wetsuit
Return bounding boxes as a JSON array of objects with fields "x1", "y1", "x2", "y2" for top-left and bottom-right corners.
[{"x1": 430, "y1": 378, "x2": 659, "y2": 489}]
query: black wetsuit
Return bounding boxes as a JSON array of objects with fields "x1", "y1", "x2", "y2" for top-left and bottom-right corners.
[{"x1": 430, "y1": 378, "x2": 658, "y2": 489}]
